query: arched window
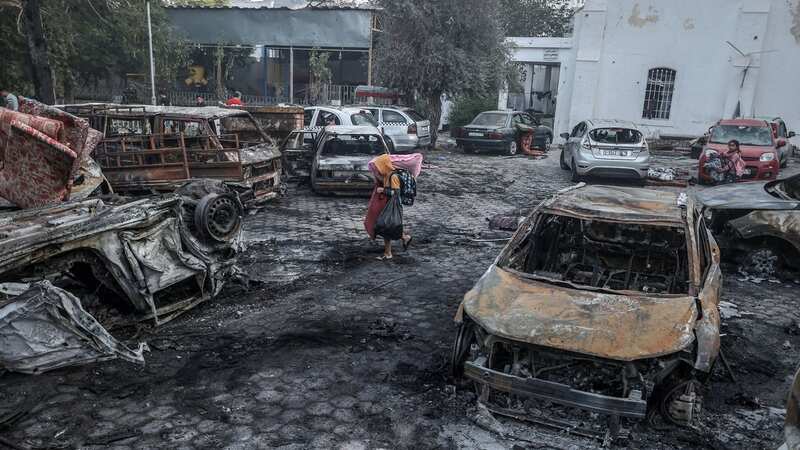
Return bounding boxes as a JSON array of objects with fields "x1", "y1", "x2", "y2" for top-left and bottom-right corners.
[{"x1": 642, "y1": 68, "x2": 676, "y2": 120}]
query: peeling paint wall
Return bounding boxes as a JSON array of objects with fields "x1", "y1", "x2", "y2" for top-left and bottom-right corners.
[{"x1": 627, "y1": 3, "x2": 659, "y2": 28}]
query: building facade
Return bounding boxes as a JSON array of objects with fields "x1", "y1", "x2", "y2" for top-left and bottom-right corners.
[
  {"x1": 166, "y1": 2, "x2": 374, "y2": 105},
  {"x1": 505, "y1": 0, "x2": 800, "y2": 140}
]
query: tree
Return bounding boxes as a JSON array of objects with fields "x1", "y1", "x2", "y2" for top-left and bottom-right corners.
[
  {"x1": 21, "y1": 0, "x2": 55, "y2": 103},
  {"x1": 374, "y1": 0, "x2": 510, "y2": 146},
  {"x1": 0, "y1": 0, "x2": 189, "y2": 102},
  {"x1": 309, "y1": 49, "x2": 332, "y2": 104},
  {"x1": 500, "y1": 0, "x2": 573, "y2": 37}
]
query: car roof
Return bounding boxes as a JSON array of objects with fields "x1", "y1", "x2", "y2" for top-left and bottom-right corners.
[
  {"x1": 321, "y1": 125, "x2": 382, "y2": 134},
  {"x1": 585, "y1": 119, "x2": 640, "y2": 130},
  {"x1": 306, "y1": 106, "x2": 372, "y2": 114},
  {"x1": 543, "y1": 185, "x2": 686, "y2": 226},
  {"x1": 717, "y1": 118, "x2": 770, "y2": 127}
]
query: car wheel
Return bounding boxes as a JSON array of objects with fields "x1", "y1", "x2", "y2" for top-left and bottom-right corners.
[
  {"x1": 506, "y1": 140, "x2": 518, "y2": 156},
  {"x1": 450, "y1": 321, "x2": 476, "y2": 379},
  {"x1": 571, "y1": 158, "x2": 582, "y2": 182},
  {"x1": 559, "y1": 149, "x2": 569, "y2": 170}
]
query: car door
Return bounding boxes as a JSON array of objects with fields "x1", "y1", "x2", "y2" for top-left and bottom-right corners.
[
  {"x1": 303, "y1": 108, "x2": 316, "y2": 127},
  {"x1": 566, "y1": 122, "x2": 586, "y2": 166},
  {"x1": 510, "y1": 113, "x2": 524, "y2": 141}
]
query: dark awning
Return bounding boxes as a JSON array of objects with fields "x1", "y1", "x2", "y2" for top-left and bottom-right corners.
[{"x1": 166, "y1": 7, "x2": 373, "y2": 49}]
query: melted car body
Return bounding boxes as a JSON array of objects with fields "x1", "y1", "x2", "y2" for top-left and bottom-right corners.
[{"x1": 452, "y1": 185, "x2": 722, "y2": 437}]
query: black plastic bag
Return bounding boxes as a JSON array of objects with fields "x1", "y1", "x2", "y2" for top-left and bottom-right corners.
[{"x1": 375, "y1": 194, "x2": 403, "y2": 240}]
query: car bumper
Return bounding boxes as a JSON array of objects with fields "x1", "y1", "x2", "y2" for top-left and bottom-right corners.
[
  {"x1": 456, "y1": 138, "x2": 507, "y2": 151},
  {"x1": 393, "y1": 135, "x2": 431, "y2": 152},
  {"x1": 575, "y1": 152, "x2": 650, "y2": 179},
  {"x1": 464, "y1": 357, "x2": 648, "y2": 419},
  {"x1": 312, "y1": 179, "x2": 374, "y2": 195},
  {"x1": 698, "y1": 159, "x2": 779, "y2": 182}
]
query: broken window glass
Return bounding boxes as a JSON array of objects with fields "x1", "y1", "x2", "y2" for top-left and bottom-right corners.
[
  {"x1": 589, "y1": 128, "x2": 643, "y2": 145},
  {"x1": 320, "y1": 134, "x2": 385, "y2": 156}
]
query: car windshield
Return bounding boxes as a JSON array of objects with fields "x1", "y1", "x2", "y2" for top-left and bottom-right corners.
[
  {"x1": 589, "y1": 128, "x2": 643, "y2": 144},
  {"x1": 472, "y1": 113, "x2": 508, "y2": 128},
  {"x1": 502, "y1": 214, "x2": 689, "y2": 295},
  {"x1": 710, "y1": 125, "x2": 773, "y2": 146},
  {"x1": 351, "y1": 113, "x2": 377, "y2": 126},
  {"x1": 321, "y1": 134, "x2": 386, "y2": 156}
]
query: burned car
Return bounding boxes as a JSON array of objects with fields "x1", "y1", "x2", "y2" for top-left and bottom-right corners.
[
  {"x1": 281, "y1": 128, "x2": 319, "y2": 180},
  {"x1": 695, "y1": 173, "x2": 800, "y2": 273},
  {"x1": 0, "y1": 100, "x2": 243, "y2": 374},
  {"x1": 451, "y1": 185, "x2": 722, "y2": 437},
  {"x1": 0, "y1": 182, "x2": 243, "y2": 374},
  {"x1": 311, "y1": 125, "x2": 389, "y2": 196},
  {"x1": 61, "y1": 104, "x2": 282, "y2": 205}
]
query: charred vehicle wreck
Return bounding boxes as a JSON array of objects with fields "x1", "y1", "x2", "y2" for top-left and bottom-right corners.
[
  {"x1": 451, "y1": 185, "x2": 722, "y2": 439},
  {"x1": 61, "y1": 104, "x2": 282, "y2": 205},
  {"x1": 311, "y1": 126, "x2": 389, "y2": 196},
  {"x1": 0, "y1": 100, "x2": 243, "y2": 374},
  {"x1": 695, "y1": 173, "x2": 800, "y2": 275}
]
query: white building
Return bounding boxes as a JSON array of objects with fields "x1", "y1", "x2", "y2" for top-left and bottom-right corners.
[{"x1": 503, "y1": 0, "x2": 800, "y2": 141}]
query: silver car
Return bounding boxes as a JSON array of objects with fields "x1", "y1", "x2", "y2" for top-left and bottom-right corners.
[
  {"x1": 560, "y1": 119, "x2": 650, "y2": 182},
  {"x1": 360, "y1": 106, "x2": 432, "y2": 153},
  {"x1": 304, "y1": 106, "x2": 377, "y2": 129}
]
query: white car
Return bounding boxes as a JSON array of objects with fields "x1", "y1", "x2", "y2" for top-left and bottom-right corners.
[{"x1": 303, "y1": 106, "x2": 377, "y2": 130}]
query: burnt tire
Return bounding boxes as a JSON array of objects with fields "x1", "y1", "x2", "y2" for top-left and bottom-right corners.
[
  {"x1": 450, "y1": 321, "x2": 476, "y2": 379},
  {"x1": 195, "y1": 193, "x2": 243, "y2": 243}
]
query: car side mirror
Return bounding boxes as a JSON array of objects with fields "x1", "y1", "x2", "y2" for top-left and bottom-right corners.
[
  {"x1": 789, "y1": 131, "x2": 797, "y2": 138},
  {"x1": 560, "y1": 133, "x2": 570, "y2": 140},
  {"x1": 777, "y1": 138, "x2": 787, "y2": 148}
]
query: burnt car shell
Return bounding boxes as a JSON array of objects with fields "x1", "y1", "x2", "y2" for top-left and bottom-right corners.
[
  {"x1": 452, "y1": 184, "x2": 722, "y2": 434},
  {"x1": 695, "y1": 174, "x2": 800, "y2": 268},
  {"x1": 311, "y1": 125, "x2": 388, "y2": 196}
]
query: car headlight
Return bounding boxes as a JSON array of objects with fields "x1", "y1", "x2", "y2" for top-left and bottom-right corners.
[{"x1": 760, "y1": 152, "x2": 776, "y2": 162}]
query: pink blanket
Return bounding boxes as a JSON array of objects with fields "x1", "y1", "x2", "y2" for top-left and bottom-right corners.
[{"x1": 369, "y1": 153, "x2": 424, "y2": 179}]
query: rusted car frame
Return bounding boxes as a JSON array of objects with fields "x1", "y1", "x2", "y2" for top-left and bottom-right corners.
[
  {"x1": 61, "y1": 104, "x2": 282, "y2": 204},
  {"x1": 311, "y1": 126, "x2": 389, "y2": 196},
  {"x1": 222, "y1": 104, "x2": 304, "y2": 144},
  {"x1": 452, "y1": 185, "x2": 722, "y2": 438}
]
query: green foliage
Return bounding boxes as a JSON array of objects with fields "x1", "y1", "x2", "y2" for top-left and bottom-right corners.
[
  {"x1": 0, "y1": 1, "x2": 189, "y2": 99},
  {"x1": 309, "y1": 50, "x2": 332, "y2": 85},
  {"x1": 500, "y1": 0, "x2": 573, "y2": 37},
  {"x1": 448, "y1": 95, "x2": 498, "y2": 129},
  {"x1": 373, "y1": 0, "x2": 510, "y2": 144}
]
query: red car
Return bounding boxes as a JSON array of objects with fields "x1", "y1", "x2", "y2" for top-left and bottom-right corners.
[{"x1": 698, "y1": 119, "x2": 781, "y2": 184}]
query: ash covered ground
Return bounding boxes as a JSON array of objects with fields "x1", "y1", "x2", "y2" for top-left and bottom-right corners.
[{"x1": 1, "y1": 145, "x2": 799, "y2": 449}]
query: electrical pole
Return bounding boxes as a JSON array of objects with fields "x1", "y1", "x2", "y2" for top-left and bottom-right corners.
[{"x1": 147, "y1": 0, "x2": 157, "y2": 105}]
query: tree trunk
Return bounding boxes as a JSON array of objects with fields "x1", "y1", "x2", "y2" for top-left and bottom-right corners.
[
  {"x1": 214, "y1": 45, "x2": 225, "y2": 99},
  {"x1": 426, "y1": 92, "x2": 443, "y2": 149},
  {"x1": 22, "y1": 0, "x2": 56, "y2": 104}
]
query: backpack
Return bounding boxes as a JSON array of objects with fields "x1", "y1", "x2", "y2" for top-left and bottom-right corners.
[{"x1": 392, "y1": 169, "x2": 417, "y2": 206}]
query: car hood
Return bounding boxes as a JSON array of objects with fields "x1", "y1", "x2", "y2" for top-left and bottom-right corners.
[
  {"x1": 694, "y1": 182, "x2": 799, "y2": 210},
  {"x1": 462, "y1": 266, "x2": 698, "y2": 361},
  {"x1": 318, "y1": 155, "x2": 373, "y2": 171}
]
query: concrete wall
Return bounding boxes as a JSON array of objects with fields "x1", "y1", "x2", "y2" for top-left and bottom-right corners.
[{"x1": 556, "y1": 0, "x2": 800, "y2": 140}]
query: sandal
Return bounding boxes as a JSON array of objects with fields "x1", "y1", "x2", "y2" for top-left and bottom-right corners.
[
  {"x1": 376, "y1": 255, "x2": 393, "y2": 261},
  {"x1": 402, "y1": 237, "x2": 413, "y2": 251}
]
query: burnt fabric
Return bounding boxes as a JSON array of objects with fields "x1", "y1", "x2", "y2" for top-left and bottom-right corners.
[{"x1": 0, "y1": 99, "x2": 96, "y2": 208}]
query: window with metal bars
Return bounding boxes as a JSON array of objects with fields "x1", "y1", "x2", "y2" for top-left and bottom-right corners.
[{"x1": 642, "y1": 68, "x2": 676, "y2": 120}]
